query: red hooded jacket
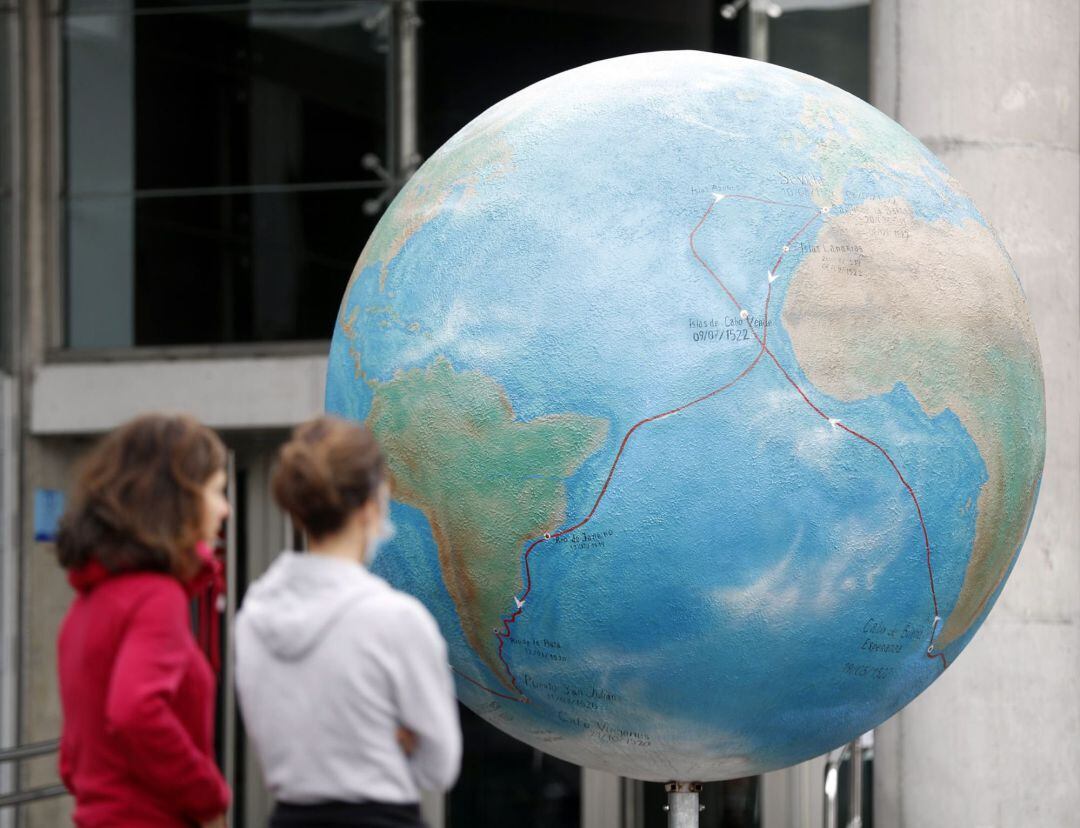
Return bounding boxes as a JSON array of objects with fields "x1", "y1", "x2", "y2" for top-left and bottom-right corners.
[{"x1": 57, "y1": 551, "x2": 230, "y2": 827}]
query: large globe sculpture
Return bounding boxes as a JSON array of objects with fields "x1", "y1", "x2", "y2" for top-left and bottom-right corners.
[{"x1": 326, "y1": 51, "x2": 1045, "y2": 781}]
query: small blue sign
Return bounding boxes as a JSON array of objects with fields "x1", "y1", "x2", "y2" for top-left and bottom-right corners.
[{"x1": 34, "y1": 489, "x2": 66, "y2": 542}]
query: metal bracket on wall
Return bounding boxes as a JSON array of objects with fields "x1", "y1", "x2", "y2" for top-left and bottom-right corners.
[
  {"x1": 361, "y1": 153, "x2": 395, "y2": 215},
  {"x1": 361, "y1": 2, "x2": 392, "y2": 52},
  {"x1": 720, "y1": 0, "x2": 783, "y2": 21},
  {"x1": 363, "y1": 0, "x2": 423, "y2": 218}
]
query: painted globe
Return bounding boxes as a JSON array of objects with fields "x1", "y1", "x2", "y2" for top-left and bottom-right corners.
[{"x1": 326, "y1": 51, "x2": 1045, "y2": 781}]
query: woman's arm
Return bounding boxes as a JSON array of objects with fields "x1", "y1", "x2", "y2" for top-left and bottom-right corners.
[
  {"x1": 105, "y1": 583, "x2": 230, "y2": 823},
  {"x1": 390, "y1": 601, "x2": 463, "y2": 792}
]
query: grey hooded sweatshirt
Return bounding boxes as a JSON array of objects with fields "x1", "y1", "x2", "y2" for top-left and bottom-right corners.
[{"x1": 235, "y1": 551, "x2": 461, "y2": 805}]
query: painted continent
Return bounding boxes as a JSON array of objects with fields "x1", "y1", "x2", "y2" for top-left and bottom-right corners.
[
  {"x1": 781, "y1": 197, "x2": 1045, "y2": 647},
  {"x1": 367, "y1": 357, "x2": 608, "y2": 690}
]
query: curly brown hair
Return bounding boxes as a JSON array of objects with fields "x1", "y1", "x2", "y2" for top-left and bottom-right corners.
[
  {"x1": 271, "y1": 416, "x2": 386, "y2": 541},
  {"x1": 56, "y1": 413, "x2": 227, "y2": 579}
]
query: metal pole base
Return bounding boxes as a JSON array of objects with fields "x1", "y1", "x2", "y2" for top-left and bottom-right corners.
[{"x1": 664, "y1": 781, "x2": 703, "y2": 828}]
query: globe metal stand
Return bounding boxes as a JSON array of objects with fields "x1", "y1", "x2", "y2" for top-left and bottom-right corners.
[{"x1": 664, "y1": 782, "x2": 703, "y2": 828}]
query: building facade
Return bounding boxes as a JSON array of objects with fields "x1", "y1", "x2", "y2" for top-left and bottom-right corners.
[{"x1": 1, "y1": 1, "x2": 1076, "y2": 826}]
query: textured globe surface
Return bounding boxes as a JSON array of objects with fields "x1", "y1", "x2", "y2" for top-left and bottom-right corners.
[{"x1": 326, "y1": 51, "x2": 1045, "y2": 781}]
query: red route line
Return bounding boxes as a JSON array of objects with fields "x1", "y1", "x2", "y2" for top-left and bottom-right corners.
[
  {"x1": 835, "y1": 421, "x2": 948, "y2": 669},
  {"x1": 709, "y1": 204, "x2": 949, "y2": 675},
  {"x1": 485, "y1": 197, "x2": 831, "y2": 697},
  {"x1": 493, "y1": 348, "x2": 768, "y2": 697},
  {"x1": 452, "y1": 665, "x2": 523, "y2": 702},
  {"x1": 460, "y1": 193, "x2": 946, "y2": 702},
  {"x1": 772, "y1": 210, "x2": 826, "y2": 278}
]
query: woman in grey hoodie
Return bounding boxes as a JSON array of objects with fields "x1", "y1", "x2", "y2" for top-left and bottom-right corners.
[{"x1": 235, "y1": 416, "x2": 461, "y2": 828}]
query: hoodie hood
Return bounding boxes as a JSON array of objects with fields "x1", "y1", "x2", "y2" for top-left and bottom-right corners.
[
  {"x1": 68, "y1": 558, "x2": 111, "y2": 593},
  {"x1": 239, "y1": 551, "x2": 386, "y2": 661},
  {"x1": 67, "y1": 541, "x2": 220, "y2": 597}
]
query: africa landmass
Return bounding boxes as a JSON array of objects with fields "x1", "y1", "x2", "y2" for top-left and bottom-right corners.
[{"x1": 781, "y1": 197, "x2": 1045, "y2": 646}]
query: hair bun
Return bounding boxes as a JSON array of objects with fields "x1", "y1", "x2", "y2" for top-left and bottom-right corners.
[
  {"x1": 271, "y1": 416, "x2": 386, "y2": 540},
  {"x1": 273, "y1": 440, "x2": 342, "y2": 519}
]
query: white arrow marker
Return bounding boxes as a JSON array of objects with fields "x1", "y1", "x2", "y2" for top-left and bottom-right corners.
[
  {"x1": 713, "y1": 192, "x2": 726, "y2": 202},
  {"x1": 829, "y1": 418, "x2": 841, "y2": 429},
  {"x1": 768, "y1": 270, "x2": 779, "y2": 284},
  {"x1": 514, "y1": 596, "x2": 525, "y2": 610}
]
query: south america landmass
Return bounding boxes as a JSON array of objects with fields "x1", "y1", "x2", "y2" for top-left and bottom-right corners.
[{"x1": 367, "y1": 356, "x2": 609, "y2": 690}]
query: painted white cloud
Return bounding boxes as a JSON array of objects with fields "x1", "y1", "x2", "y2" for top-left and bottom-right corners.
[
  {"x1": 712, "y1": 507, "x2": 907, "y2": 624},
  {"x1": 712, "y1": 530, "x2": 805, "y2": 623},
  {"x1": 398, "y1": 297, "x2": 470, "y2": 365}
]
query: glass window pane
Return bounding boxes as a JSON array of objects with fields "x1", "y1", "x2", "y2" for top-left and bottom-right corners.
[
  {"x1": 131, "y1": 3, "x2": 387, "y2": 190},
  {"x1": 129, "y1": 188, "x2": 375, "y2": 345},
  {"x1": 63, "y1": 1, "x2": 388, "y2": 348},
  {"x1": 767, "y1": 0, "x2": 870, "y2": 101},
  {"x1": 67, "y1": 187, "x2": 377, "y2": 348},
  {"x1": 66, "y1": 0, "x2": 380, "y2": 12},
  {"x1": 417, "y1": 0, "x2": 737, "y2": 154},
  {"x1": 66, "y1": 195, "x2": 135, "y2": 348},
  {"x1": 65, "y1": 11, "x2": 135, "y2": 198}
]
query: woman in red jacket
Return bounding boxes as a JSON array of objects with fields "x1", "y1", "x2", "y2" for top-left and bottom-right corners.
[{"x1": 56, "y1": 413, "x2": 232, "y2": 827}]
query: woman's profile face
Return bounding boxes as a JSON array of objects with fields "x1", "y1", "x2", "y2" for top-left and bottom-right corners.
[{"x1": 200, "y1": 468, "x2": 230, "y2": 543}]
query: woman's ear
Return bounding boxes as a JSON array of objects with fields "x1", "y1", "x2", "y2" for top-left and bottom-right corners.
[{"x1": 352, "y1": 496, "x2": 382, "y2": 536}]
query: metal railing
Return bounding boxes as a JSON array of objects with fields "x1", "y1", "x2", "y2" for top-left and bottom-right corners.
[
  {"x1": 824, "y1": 733, "x2": 872, "y2": 828},
  {"x1": 0, "y1": 739, "x2": 67, "y2": 809}
]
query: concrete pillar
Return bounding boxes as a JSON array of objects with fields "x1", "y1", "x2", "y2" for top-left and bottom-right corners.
[{"x1": 870, "y1": 3, "x2": 1080, "y2": 827}]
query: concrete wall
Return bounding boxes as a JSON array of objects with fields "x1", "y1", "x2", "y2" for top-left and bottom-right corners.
[
  {"x1": 31, "y1": 354, "x2": 328, "y2": 435},
  {"x1": 18, "y1": 437, "x2": 84, "y2": 827},
  {"x1": 870, "y1": 2, "x2": 1080, "y2": 826},
  {"x1": 0, "y1": 376, "x2": 18, "y2": 826}
]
